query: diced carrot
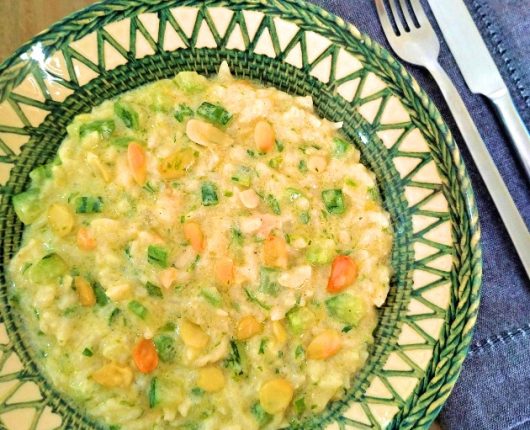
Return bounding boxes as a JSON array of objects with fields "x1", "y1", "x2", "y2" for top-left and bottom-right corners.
[
  {"x1": 77, "y1": 227, "x2": 96, "y2": 251},
  {"x1": 263, "y1": 234, "x2": 288, "y2": 269},
  {"x1": 133, "y1": 338, "x2": 158, "y2": 373},
  {"x1": 183, "y1": 222, "x2": 204, "y2": 253},
  {"x1": 127, "y1": 142, "x2": 147, "y2": 185},
  {"x1": 75, "y1": 276, "x2": 96, "y2": 307},
  {"x1": 327, "y1": 255, "x2": 359, "y2": 293},
  {"x1": 254, "y1": 120, "x2": 275, "y2": 153},
  {"x1": 158, "y1": 267, "x2": 179, "y2": 289},
  {"x1": 306, "y1": 329, "x2": 342, "y2": 360},
  {"x1": 214, "y1": 257, "x2": 235, "y2": 289}
]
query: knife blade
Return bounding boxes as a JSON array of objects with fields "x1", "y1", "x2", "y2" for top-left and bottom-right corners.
[{"x1": 427, "y1": 0, "x2": 530, "y2": 180}]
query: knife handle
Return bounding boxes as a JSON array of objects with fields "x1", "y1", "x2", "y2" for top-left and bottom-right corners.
[
  {"x1": 428, "y1": 62, "x2": 530, "y2": 279},
  {"x1": 490, "y1": 90, "x2": 530, "y2": 182}
]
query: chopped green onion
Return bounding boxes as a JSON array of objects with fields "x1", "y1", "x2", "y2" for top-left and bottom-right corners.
[
  {"x1": 244, "y1": 288, "x2": 271, "y2": 310},
  {"x1": 79, "y1": 119, "x2": 115, "y2": 139},
  {"x1": 201, "y1": 182, "x2": 219, "y2": 206},
  {"x1": 294, "y1": 396, "x2": 306, "y2": 415},
  {"x1": 154, "y1": 334, "x2": 176, "y2": 362},
  {"x1": 246, "y1": 149, "x2": 257, "y2": 158},
  {"x1": 258, "y1": 338, "x2": 268, "y2": 355},
  {"x1": 275, "y1": 140, "x2": 284, "y2": 152},
  {"x1": 159, "y1": 322, "x2": 176, "y2": 332},
  {"x1": 114, "y1": 101, "x2": 139, "y2": 129},
  {"x1": 342, "y1": 325, "x2": 353, "y2": 333},
  {"x1": 298, "y1": 159, "x2": 308, "y2": 172},
  {"x1": 200, "y1": 287, "x2": 222, "y2": 307},
  {"x1": 230, "y1": 227, "x2": 244, "y2": 246},
  {"x1": 295, "y1": 344, "x2": 304, "y2": 359},
  {"x1": 268, "y1": 156, "x2": 283, "y2": 169},
  {"x1": 332, "y1": 137, "x2": 350, "y2": 157},
  {"x1": 223, "y1": 340, "x2": 245, "y2": 377},
  {"x1": 299, "y1": 211, "x2": 310, "y2": 224},
  {"x1": 174, "y1": 104, "x2": 194, "y2": 122},
  {"x1": 322, "y1": 189, "x2": 345, "y2": 214},
  {"x1": 128, "y1": 300, "x2": 148, "y2": 319},
  {"x1": 250, "y1": 402, "x2": 273, "y2": 426},
  {"x1": 108, "y1": 308, "x2": 121, "y2": 326},
  {"x1": 259, "y1": 267, "x2": 280, "y2": 296},
  {"x1": 75, "y1": 196, "x2": 103, "y2": 214},
  {"x1": 93, "y1": 283, "x2": 109, "y2": 306},
  {"x1": 82, "y1": 347, "x2": 93, "y2": 357},
  {"x1": 147, "y1": 245, "x2": 169, "y2": 268},
  {"x1": 148, "y1": 377, "x2": 159, "y2": 408},
  {"x1": 191, "y1": 387, "x2": 204, "y2": 396},
  {"x1": 197, "y1": 102, "x2": 232, "y2": 126},
  {"x1": 265, "y1": 194, "x2": 281, "y2": 215},
  {"x1": 231, "y1": 165, "x2": 253, "y2": 187},
  {"x1": 145, "y1": 282, "x2": 163, "y2": 298}
]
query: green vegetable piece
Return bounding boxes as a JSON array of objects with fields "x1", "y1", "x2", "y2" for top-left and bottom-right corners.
[
  {"x1": 148, "y1": 377, "x2": 159, "y2": 408},
  {"x1": 145, "y1": 282, "x2": 163, "y2": 298},
  {"x1": 174, "y1": 71, "x2": 208, "y2": 93},
  {"x1": 275, "y1": 140, "x2": 284, "y2": 152},
  {"x1": 332, "y1": 137, "x2": 350, "y2": 157},
  {"x1": 294, "y1": 396, "x2": 306, "y2": 415},
  {"x1": 29, "y1": 254, "x2": 67, "y2": 284},
  {"x1": 258, "y1": 338, "x2": 268, "y2": 355},
  {"x1": 174, "y1": 104, "x2": 194, "y2": 122},
  {"x1": 29, "y1": 164, "x2": 52, "y2": 188},
  {"x1": 231, "y1": 165, "x2": 253, "y2": 187},
  {"x1": 197, "y1": 102, "x2": 232, "y2": 126},
  {"x1": 93, "y1": 283, "x2": 109, "y2": 306},
  {"x1": 79, "y1": 119, "x2": 115, "y2": 139},
  {"x1": 75, "y1": 196, "x2": 103, "y2": 214},
  {"x1": 191, "y1": 387, "x2": 204, "y2": 396},
  {"x1": 231, "y1": 227, "x2": 244, "y2": 246},
  {"x1": 268, "y1": 156, "x2": 283, "y2": 169},
  {"x1": 154, "y1": 334, "x2": 177, "y2": 363},
  {"x1": 325, "y1": 293, "x2": 365, "y2": 326},
  {"x1": 200, "y1": 287, "x2": 222, "y2": 307},
  {"x1": 147, "y1": 245, "x2": 169, "y2": 268},
  {"x1": 114, "y1": 101, "x2": 139, "y2": 129},
  {"x1": 322, "y1": 189, "x2": 346, "y2": 214},
  {"x1": 286, "y1": 307, "x2": 314, "y2": 334},
  {"x1": 108, "y1": 308, "x2": 121, "y2": 326},
  {"x1": 159, "y1": 321, "x2": 176, "y2": 332},
  {"x1": 13, "y1": 189, "x2": 41, "y2": 224},
  {"x1": 244, "y1": 288, "x2": 271, "y2": 311},
  {"x1": 110, "y1": 136, "x2": 136, "y2": 148},
  {"x1": 128, "y1": 300, "x2": 148, "y2": 319},
  {"x1": 265, "y1": 194, "x2": 281, "y2": 215},
  {"x1": 259, "y1": 267, "x2": 280, "y2": 296},
  {"x1": 299, "y1": 211, "x2": 310, "y2": 224},
  {"x1": 82, "y1": 347, "x2": 93, "y2": 357},
  {"x1": 201, "y1": 182, "x2": 219, "y2": 206},
  {"x1": 223, "y1": 340, "x2": 246, "y2": 377},
  {"x1": 250, "y1": 402, "x2": 273, "y2": 427},
  {"x1": 342, "y1": 325, "x2": 353, "y2": 333},
  {"x1": 305, "y1": 239, "x2": 335, "y2": 265},
  {"x1": 298, "y1": 159, "x2": 308, "y2": 172},
  {"x1": 295, "y1": 344, "x2": 304, "y2": 359}
]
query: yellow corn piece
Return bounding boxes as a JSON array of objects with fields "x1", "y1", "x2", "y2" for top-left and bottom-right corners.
[
  {"x1": 236, "y1": 315, "x2": 262, "y2": 340},
  {"x1": 92, "y1": 363, "x2": 133, "y2": 388},
  {"x1": 197, "y1": 367, "x2": 225, "y2": 393},
  {"x1": 179, "y1": 319, "x2": 209, "y2": 350},
  {"x1": 259, "y1": 378, "x2": 294, "y2": 414}
]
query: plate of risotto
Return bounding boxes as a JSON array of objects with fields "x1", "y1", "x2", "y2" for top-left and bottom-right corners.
[{"x1": 0, "y1": 1, "x2": 481, "y2": 430}]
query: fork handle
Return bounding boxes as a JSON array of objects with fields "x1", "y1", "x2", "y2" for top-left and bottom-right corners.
[
  {"x1": 428, "y1": 62, "x2": 530, "y2": 279},
  {"x1": 490, "y1": 90, "x2": 530, "y2": 182}
]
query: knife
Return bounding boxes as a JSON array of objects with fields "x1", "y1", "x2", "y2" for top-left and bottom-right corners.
[{"x1": 427, "y1": 0, "x2": 530, "y2": 181}]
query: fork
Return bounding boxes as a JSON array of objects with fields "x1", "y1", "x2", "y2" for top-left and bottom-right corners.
[{"x1": 375, "y1": 0, "x2": 530, "y2": 278}]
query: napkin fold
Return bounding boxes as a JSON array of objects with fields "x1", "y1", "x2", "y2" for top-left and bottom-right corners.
[{"x1": 309, "y1": 0, "x2": 530, "y2": 428}]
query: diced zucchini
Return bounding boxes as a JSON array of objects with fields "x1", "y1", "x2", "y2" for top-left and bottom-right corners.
[
  {"x1": 29, "y1": 164, "x2": 52, "y2": 188},
  {"x1": 13, "y1": 189, "x2": 41, "y2": 224},
  {"x1": 251, "y1": 402, "x2": 273, "y2": 427},
  {"x1": 75, "y1": 196, "x2": 103, "y2": 214},
  {"x1": 197, "y1": 102, "x2": 232, "y2": 126},
  {"x1": 231, "y1": 165, "x2": 253, "y2": 188},
  {"x1": 173, "y1": 71, "x2": 207, "y2": 93},
  {"x1": 286, "y1": 307, "x2": 314, "y2": 334},
  {"x1": 154, "y1": 334, "x2": 177, "y2": 363},
  {"x1": 145, "y1": 282, "x2": 163, "y2": 298},
  {"x1": 200, "y1": 287, "x2": 222, "y2": 307},
  {"x1": 332, "y1": 137, "x2": 350, "y2": 157},
  {"x1": 265, "y1": 194, "x2": 281, "y2": 215},
  {"x1": 79, "y1": 119, "x2": 115, "y2": 139},
  {"x1": 201, "y1": 182, "x2": 219, "y2": 206},
  {"x1": 322, "y1": 189, "x2": 345, "y2": 214},
  {"x1": 114, "y1": 101, "x2": 139, "y2": 129},
  {"x1": 147, "y1": 245, "x2": 169, "y2": 268},
  {"x1": 128, "y1": 300, "x2": 148, "y2": 319},
  {"x1": 325, "y1": 293, "x2": 365, "y2": 326},
  {"x1": 259, "y1": 267, "x2": 280, "y2": 296},
  {"x1": 305, "y1": 239, "x2": 335, "y2": 265},
  {"x1": 148, "y1": 377, "x2": 159, "y2": 408},
  {"x1": 174, "y1": 104, "x2": 194, "y2": 122},
  {"x1": 93, "y1": 283, "x2": 109, "y2": 306},
  {"x1": 29, "y1": 254, "x2": 68, "y2": 284}
]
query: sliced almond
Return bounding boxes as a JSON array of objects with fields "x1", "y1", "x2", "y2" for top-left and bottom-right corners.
[{"x1": 186, "y1": 119, "x2": 233, "y2": 147}]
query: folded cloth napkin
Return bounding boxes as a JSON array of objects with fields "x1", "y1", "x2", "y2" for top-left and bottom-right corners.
[{"x1": 309, "y1": 0, "x2": 530, "y2": 429}]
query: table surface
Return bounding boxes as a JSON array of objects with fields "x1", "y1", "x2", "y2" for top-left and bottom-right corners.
[{"x1": 0, "y1": 1, "x2": 444, "y2": 429}]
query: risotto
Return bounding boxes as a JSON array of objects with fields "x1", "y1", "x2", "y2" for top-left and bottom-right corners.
[{"x1": 8, "y1": 63, "x2": 392, "y2": 430}]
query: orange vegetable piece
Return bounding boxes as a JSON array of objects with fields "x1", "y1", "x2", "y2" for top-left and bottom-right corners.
[
  {"x1": 127, "y1": 142, "x2": 147, "y2": 185},
  {"x1": 254, "y1": 120, "x2": 275, "y2": 153},
  {"x1": 183, "y1": 222, "x2": 204, "y2": 253},
  {"x1": 214, "y1": 257, "x2": 235, "y2": 289},
  {"x1": 77, "y1": 227, "x2": 96, "y2": 251},
  {"x1": 133, "y1": 338, "x2": 158, "y2": 373},
  {"x1": 327, "y1": 255, "x2": 358, "y2": 293},
  {"x1": 306, "y1": 329, "x2": 342, "y2": 360},
  {"x1": 263, "y1": 234, "x2": 288, "y2": 269}
]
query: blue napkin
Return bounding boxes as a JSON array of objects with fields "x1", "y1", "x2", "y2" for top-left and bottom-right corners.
[{"x1": 309, "y1": 0, "x2": 530, "y2": 429}]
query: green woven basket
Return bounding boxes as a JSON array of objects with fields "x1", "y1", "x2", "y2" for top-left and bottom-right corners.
[{"x1": 0, "y1": 1, "x2": 481, "y2": 429}]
